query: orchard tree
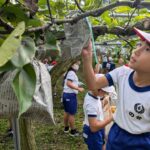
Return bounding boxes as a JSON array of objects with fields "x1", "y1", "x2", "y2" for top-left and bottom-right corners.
[
  {"x1": 0, "y1": 0, "x2": 150, "y2": 149},
  {"x1": 0, "y1": 0, "x2": 150, "y2": 86}
]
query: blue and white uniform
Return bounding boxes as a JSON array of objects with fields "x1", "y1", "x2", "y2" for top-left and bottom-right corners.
[
  {"x1": 83, "y1": 92, "x2": 104, "y2": 150},
  {"x1": 105, "y1": 66, "x2": 150, "y2": 149},
  {"x1": 63, "y1": 70, "x2": 79, "y2": 94},
  {"x1": 63, "y1": 70, "x2": 79, "y2": 115}
]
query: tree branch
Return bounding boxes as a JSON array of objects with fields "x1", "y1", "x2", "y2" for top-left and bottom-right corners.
[
  {"x1": 132, "y1": 0, "x2": 141, "y2": 8},
  {"x1": 92, "y1": 18, "x2": 150, "y2": 39},
  {"x1": 1, "y1": 0, "x2": 150, "y2": 37},
  {"x1": 117, "y1": 35, "x2": 133, "y2": 50},
  {"x1": 25, "y1": 0, "x2": 150, "y2": 33},
  {"x1": 74, "y1": 0, "x2": 85, "y2": 13},
  {"x1": 54, "y1": 1, "x2": 150, "y2": 24},
  {"x1": 25, "y1": 23, "x2": 51, "y2": 33},
  {"x1": 25, "y1": 17, "x2": 150, "y2": 39}
]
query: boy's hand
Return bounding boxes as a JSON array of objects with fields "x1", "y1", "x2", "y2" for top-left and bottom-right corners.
[
  {"x1": 82, "y1": 40, "x2": 93, "y2": 57},
  {"x1": 102, "y1": 97, "x2": 109, "y2": 108},
  {"x1": 102, "y1": 96, "x2": 110, "y2": 109},
  {"x1": 78, "y1": 87, "x2": 84, "y2": 92},
  {"x1": 105, "y1": 107, "x2": 113, "y2": 121}
]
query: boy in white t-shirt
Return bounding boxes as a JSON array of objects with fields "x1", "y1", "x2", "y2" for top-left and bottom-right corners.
[
  {"x1": 82, "y1": 28, "x2": 150, "y2": 149},
  {"x1": 83, "y1": 74, "x2": 114, "y2": 150}
]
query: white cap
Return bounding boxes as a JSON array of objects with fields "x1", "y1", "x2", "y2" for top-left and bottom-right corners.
[
  {"x1": 134, "y1": 27, "x2": 150, "y2": 44},
  {"x1": 109, "y1": 57, "x2": 113, "y2": 62},
  {"x1": 95, "y1": 74, "x2": 115, "y2": 93}
]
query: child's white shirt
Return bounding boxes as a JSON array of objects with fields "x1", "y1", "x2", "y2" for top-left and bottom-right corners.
[
  {"x1": 106, "y1": 65, "x2": 150, "y2": 134},
  {"x1": 63, "y1": 70, "x2": 79, "y2": 94},
  {"x1": 83, "y1": 93, "x2": 104, "y2": 126}
]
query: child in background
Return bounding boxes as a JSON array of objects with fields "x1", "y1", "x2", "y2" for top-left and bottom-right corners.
[
  {"x1": 82, "y1": 28, "x2": 150, "y2": 149},
  {"x1": 63, "y1": 61, "x2": 84, "y2": 136},
  {"x1": 83, "y1": 74, "x2": 114, "y2": 150}
]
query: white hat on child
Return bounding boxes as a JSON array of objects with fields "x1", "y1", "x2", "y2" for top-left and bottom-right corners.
[
  {"x1": 134, "y1": 27, "x2": 150, "y2": 44},
  {"x1": 95, "y1": 74, "x2": 115, "y2": 93}
]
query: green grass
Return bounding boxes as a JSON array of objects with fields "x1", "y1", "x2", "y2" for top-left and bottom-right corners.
[{"x1": 35, "y1": 93, "x2": 87, "y2": 150}]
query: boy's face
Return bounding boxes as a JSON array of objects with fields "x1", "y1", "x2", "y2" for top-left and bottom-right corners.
[
  {"x1": 92, "y1": 89, "x2": 107, "y2": 97},
  {"x1": 97, "y1": 89, "x2": 107, "y2": 97},
  {"x1": 129, "y1": 41, "x2": 150, "y2": 73}
]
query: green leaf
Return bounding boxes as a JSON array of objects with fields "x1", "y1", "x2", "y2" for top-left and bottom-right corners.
[
  {"x1": 45, "y1": 32, "x2": 58, "y2": 50},
  {"x1": 0, "y1": 61, "x2": 16, "y2": 74},
  {"x1": 38, "y1": 0, "x2": 47, "y2": 5},
  {"x1": 111, "y1": 18, "x2": 118, "y2": 27},
  {"x1": 0, "y1": 22, "x2": 25, "y2": 67},
  {"x1": 12, "y1": 64, "x2": 36, "y2": 117},
  {"x1": 11, "y1": 37, "x2": 36, "y2": 68},
  {"x1": 27, "y1": 19, "x2": 43, "y2": 28},
  {"x1": 101, "y1": 11, "x2": 112, "y2": 25},
  {"x1": 0, "y1": 0, "x2": 6, "y2": 6},
  {"x1": 2, "y1": 5, "x2": 28, "y2": 24},
  {"x1": 114, "y1": 6, "x2": 131, "y2": 13},
  {"x1": 134, "y1": 15, "x2": 146, "y2": 21},
  {"x1": 139, "y1": 8, "x2": 149, "y2": 14}
]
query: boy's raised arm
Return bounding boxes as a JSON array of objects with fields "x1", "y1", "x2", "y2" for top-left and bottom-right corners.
[{"x1": 82, "y1": 40, "x2": 109, "y2": 90}]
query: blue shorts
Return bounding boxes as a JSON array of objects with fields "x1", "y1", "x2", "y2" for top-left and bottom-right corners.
[
  {"x1": 102, "y1": 62, "x2": 107, "y2": 69},
  {"x1": 106, "y1": 123, "x2": 150, "y2": 150},
  {"x1": 63, "y1": 93, "x2": 77, "y2": 115},
  {"x1": 83, "y1": 124, "x2": 104, "y2": 150}
]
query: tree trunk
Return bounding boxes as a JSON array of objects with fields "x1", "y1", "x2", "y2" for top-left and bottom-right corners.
[
  {"x1": 19, "y1": 118, "x2": 37, "y2": 150},
  {"x1": 50, "y1": 56, "x2": 81, "y2": 88}
]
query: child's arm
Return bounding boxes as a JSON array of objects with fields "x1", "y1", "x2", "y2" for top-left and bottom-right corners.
[
  {"x1": 88, "y1": 104, "x2": 113, "y2": 133},
  {"x1": 88, "y1": 114, "x2": 113, "y2": 133},
  {"x1": 66, "y1": 80, "x2": 84, "y2": 92},
  {"x1": 82, "y1": 40, "x2": 109, "y2": 90}
]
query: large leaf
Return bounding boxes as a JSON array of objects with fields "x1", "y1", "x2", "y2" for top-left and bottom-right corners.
[
  {"x1": 12, "y1": 64, "x2": 36, "y2": 117},
  {"x1": 11, "y1": 37, "x2": 36, "y2": 68},
  {"x1": 0, "y1": 22, "x2": 25, "y2": 67},
  {"x1": 1, "y1": 5, "x2": 28, "y2": 24},
  {"x1": 0, "y1": 0, "x2": 5, "y2": 6},
  {"x1": 0, "y1": 61, "x2": 16, "y2": 74}
]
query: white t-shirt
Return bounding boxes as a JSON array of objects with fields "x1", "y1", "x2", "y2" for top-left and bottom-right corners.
[
  {"x1": 83, "y1": 92, "x2": 104, "y2": 126},
  {"x1": 106, "y1": 66, "x2": 150, "y2": 134},
  {"x1": 63, "y1": 70, "x2": 79, "y2": 94}
]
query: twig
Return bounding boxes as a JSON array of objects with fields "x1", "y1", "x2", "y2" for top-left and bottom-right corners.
[
  {"x1": 124, "y1": 8, "x2": 137, "y2": 29},
  {"x1": 46, "y1": 0, "x2": 54, "y2": 24},
  {"x1": 65, "y1": 0, "x2": 69, "y2": 11},
  {"x1": 74, "y1": 0, "x2": 84, "y2": 13},
  {"x1": 117, "y1": 35, "x2": 133, "y2": 51}
]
